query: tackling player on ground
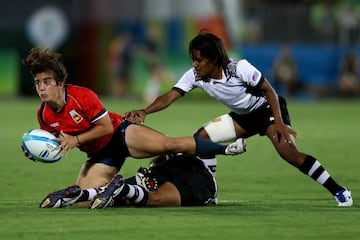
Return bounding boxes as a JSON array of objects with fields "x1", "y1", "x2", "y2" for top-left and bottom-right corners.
[
  {"x1": 40, "y1": 153, "x2": 218, "y2": 209},
  {"x1": 126, "y1": 31, "x2": 353, "y2": 207}
]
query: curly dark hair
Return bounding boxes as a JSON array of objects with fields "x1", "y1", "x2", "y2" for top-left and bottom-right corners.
[
  {"x1": 21, "y1": 48, "x2": 68, "y2": 84},
  {"x1": 189, "y1": 31, "x2": 230, "y2": 76}
]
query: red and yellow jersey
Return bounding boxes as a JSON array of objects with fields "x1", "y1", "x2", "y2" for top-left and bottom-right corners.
[{"x1": 37, "y1": 84, "x2": 124, "y2": 155}]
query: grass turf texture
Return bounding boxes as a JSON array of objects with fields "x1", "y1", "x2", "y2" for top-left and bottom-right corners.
[{"x1": 1, "y1": 96, "x2": 359, "y2": 240}]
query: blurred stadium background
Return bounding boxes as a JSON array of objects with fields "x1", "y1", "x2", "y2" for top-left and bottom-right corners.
[
  {"x1": 1, "y1": 2, "x2": 359, "y2": 239},
  {"x1": 1, "y1": 0, "x2": 360, "y2": 100}
]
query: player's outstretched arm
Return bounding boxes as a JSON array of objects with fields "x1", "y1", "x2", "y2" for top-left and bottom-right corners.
[{"x1": 125, "y1": 89, "x2": 182, "y2": 123}]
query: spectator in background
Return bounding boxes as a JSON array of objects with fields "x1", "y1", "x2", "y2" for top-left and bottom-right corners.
[
  {"x1": 337, "y1": 2, "x2": 359, "y2": 46},
  {"x1": 242, "y1": 0, "x2": 263, "y2": 44},
  {"x1": 272, "y1": 46, "x2": 301, "y2": 97},
  {"x1": 107, "y1": 32, "x2": 134, "y2": 97},
  {"x1": 337, "y1": 51, "x2": 360, "y2": 97},
  {"x1": 142, "y1": 25, "x2": 173, "y2": 104},
  {"x1": 310, "y1": 0, "x2": 338, "y2": 45}
]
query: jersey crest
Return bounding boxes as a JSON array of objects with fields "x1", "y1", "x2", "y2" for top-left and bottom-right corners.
[
  {"x1": 69, "y1": 109, "x2": 83, "y2": 124},
  {"x1": 50, "y1": 122, "x2": 60, "y2": 127},
  {"x1": 225, "y1": 59, "x2": 239, "y2": 79}
]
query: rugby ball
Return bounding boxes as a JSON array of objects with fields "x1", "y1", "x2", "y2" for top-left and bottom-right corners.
[{"x1": 22, "y1": 129, "x2": 62, "y2": 163}]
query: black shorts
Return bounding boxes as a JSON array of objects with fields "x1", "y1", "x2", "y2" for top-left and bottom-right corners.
[
  {"x1": 150, "y1": 154, "x2": 217, "y2": 206},
  {"x1": 229, "y1": 96, "x2": 291, "y2": 137},
  {"x1": 86, "y1": 120, "x2": 133, "y2": 170}
]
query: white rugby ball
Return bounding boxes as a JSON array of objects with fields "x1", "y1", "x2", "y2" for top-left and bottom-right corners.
[{"x1": 22, "y1": 129, "x2": 62, "y2": 163}]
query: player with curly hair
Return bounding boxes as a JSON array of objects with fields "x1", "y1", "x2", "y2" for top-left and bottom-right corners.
[{"x1": 21, "y1": 47, "x2": 246, "y2": 208}]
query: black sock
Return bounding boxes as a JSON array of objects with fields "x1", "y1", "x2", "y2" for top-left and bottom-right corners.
[
  {"x1": 194, "y1": 137, "x2": 226, "y2": 157},
  {"x1": 77, "y1": 190, "x2": 89, "y2": 202},
  {"x1": 299, "y1": 155, "x2": 344, "y2": 195}
]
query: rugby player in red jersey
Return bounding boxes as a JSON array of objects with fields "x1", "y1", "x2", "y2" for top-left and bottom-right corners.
[{"x1": 21, "y1": 47, "x2": 246, "y2": 208}]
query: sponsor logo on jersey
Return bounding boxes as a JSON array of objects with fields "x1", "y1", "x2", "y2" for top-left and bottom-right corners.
[
  {"x1": 252, "y1": 71, "x2": 259, "y2": 82},
  {"x1": 69, "y1": 110, "x2": 83, "y2": 124},
  {"x1": 50, "y1": 122, "x2": 59, "y2": 127},
  {"x1": 211, "y1": 117, "x2": 222, "y2": 122}
]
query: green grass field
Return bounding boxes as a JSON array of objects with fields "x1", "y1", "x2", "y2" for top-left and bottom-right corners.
[{"x1": 1, "y1": 96, "x2": 359, "y2": 240}]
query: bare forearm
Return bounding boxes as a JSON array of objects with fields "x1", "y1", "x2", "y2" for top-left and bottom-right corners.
[
  {"x1": 143, "y1": 90, "x2": 182, "y2": 114},
  {"x1": 267, "y1": 91, "x2": 283, "y2": 123},
  {"x1": 77, "y1": 116, "x2": 113, "y2": 144},
  {"x1": 125, "y1": 90, "x2": 181, "y2": 122},
  {"x1": 261, "y1": 79, "x2": 284, "y2": 123},
  {"x1": 144, "y1": 95, "x2": 174, "y2": 114}
]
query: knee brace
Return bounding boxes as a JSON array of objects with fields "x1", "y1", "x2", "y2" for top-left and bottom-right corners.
[{"x1": 203, "y1": 114, "x2": 236, "y2": 142}]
